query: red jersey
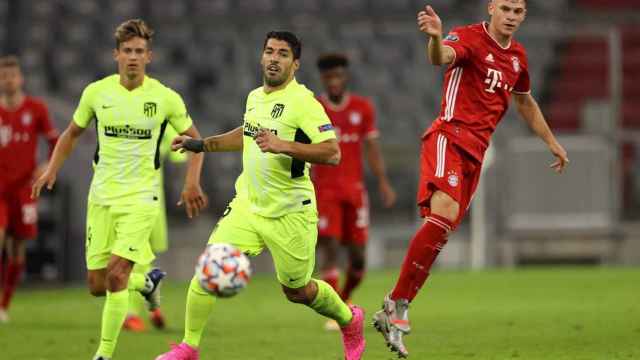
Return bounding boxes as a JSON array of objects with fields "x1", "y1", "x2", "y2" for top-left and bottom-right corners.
[
  {"x1": 425, "y1": 22, "x2": 531, "y2": 162},
  {"x1": 313, "y1": 94, "x2": 378, "y2": 188},
  {"x1": 0, "y1": 96, "x2": 58, "y2": 192}
]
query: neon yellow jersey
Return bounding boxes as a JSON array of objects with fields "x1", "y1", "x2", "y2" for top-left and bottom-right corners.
[
  {"x1": 235, "y1": 78, "x2": 336, "y2": 218},
  {"x1": 73, "y1": 74, "x2": 193, "y2": 205}
]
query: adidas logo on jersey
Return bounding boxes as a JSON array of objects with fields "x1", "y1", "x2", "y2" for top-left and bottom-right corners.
[{"x1": 485, "y1": 53, "x2": 495, "y2": 63}]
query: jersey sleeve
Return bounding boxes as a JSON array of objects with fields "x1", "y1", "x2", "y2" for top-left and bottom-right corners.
[
  {"x1": 36, "y1": 101, "x2": 59, "y2": 157},
  {"x1": 513, "y1": 55, "x2": 531, "y2": 94},
  {"x1": 36, "y1": 101, "x2": 59, "y2": 140},
  {"x1": 443, "y1": 27, "x2": 473, "y2": 67},
  {"x1": 72, "y1": 83, "x2": 97, "y2": 128},
  {"x1": 297, "y1": 95, "x2": 336, "y2": 143},
  {"x1": 166, "y1": 90, "x2": 193, "y2": 134},
  {"x1": 361, "y1": 99, "x2": 379, "y2": 139}
]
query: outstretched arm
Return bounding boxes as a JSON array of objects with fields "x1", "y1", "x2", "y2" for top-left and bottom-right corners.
[
  {"x1": 203, "y1": 126, "x2": 243, "y2": 152},
  {"x1": 31, "y1": 121, "x2": 85, "y2": 198},
  {"x1": 254, "y1": 129, "x2": 341, "y2": 166},
  {"x1": 418, "y1": 5, "x2": 455, "y2": 65},
  {"x1": 513, "y1": 93, "x2": 569, "y2": 173},
  {"x1": 172, "y1": 126, "x2": 243, "y2": 153}
]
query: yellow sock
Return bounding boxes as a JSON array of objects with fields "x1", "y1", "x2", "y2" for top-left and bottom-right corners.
[
  {"x1": 128, "y1": 263, "x2": 151, "y2": 316},
  {"x1": 309, "y1": 279, "x2": 353, "y2": 326},
  {"x1": 183, "y1": 276, "x2": 216, "y2": 348},
  {"x1": 96, "y1": 289, "x2": 129, "y2": 358}
]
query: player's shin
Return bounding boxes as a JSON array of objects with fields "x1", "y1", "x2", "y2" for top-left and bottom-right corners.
[
  {"x1": 0, "y1": 259, "x2": 24, "y2": 310},
  {"x1": 183, "y1": 275, "x2": 217, "y2": 348},
  {"x1": 341, "y1": 265, "x2": 365, "y2": 301},
  {"x1": 123, "y1": 264, "x2": 149, "y2": 332},
  {"x1": 0, "y1": 255, "x2": 5, "y2": 291},
  {"x1": 309, "y1": 279, "x2": 353, "y2": 326},
  {"x1": 390, "y1": 214, "x2": 452, "y2": 302},
  {"x1": 128, "y1": 264, "x2": 150, "y2": 315},
  {"x1": 96, "y1": 289, "x2": 129, "y2": 358}
]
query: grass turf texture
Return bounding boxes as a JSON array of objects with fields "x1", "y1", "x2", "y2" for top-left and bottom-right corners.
[{"x1": 1, "y1": 267, "x2": 638, "y2": 359}]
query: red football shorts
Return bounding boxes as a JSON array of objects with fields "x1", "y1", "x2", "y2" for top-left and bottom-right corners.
[
  {"x1": 316, "y1": 183, "x2": 369, "y2": 245},
  {"x1": 417, "y1": 132, "x2": 482, "y2": 228},
  {"x1": 0, "y1": 183, "x2": 38, "y2": 239}
]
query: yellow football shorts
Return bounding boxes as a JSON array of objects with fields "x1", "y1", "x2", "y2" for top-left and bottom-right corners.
[
  {"x1": 207, "y1": 197, "x2": 318, "y2": 289},
  {"x1": 85, "y1": 201, "x2": 159, "y2": 270}
]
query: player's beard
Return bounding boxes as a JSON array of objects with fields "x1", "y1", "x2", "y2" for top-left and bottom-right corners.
[
  {"x1": 1, "y1": 86, "x2": 20, "y2": 98},
  {"x1": 263, "y1": 66, "x2": 291, "y2": 87}
]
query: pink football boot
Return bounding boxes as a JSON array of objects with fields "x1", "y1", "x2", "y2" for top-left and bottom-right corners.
[
  {"x1": 341, "y1": 305, "x2": 366, "y2": 360},
  {"x1": 155, "y1": 343, "x2": 199, "y2": 360}
]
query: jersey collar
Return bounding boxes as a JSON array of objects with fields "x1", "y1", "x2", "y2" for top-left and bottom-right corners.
[
  {"x1": 320, "y1": 92, "x2": 352, "y2": 112},
  {"x1": 262, "y1": 77, "x2": 298, "y2": 97},
  {"x1": 482, "y1": 22, "x2": 511, "y2": 50},
  {"x1": 0, "y1": 93, "x2": 27, "y2": 113},
  {"x1": 113, "y1": 74, "x2": 150, "y2": 93}
]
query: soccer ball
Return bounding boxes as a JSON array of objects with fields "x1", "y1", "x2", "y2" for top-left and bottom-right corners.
[{"x1": 195, "y1": 243, "x2": 251, "y2": 298}]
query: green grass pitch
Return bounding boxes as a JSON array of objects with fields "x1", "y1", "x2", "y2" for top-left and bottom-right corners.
[{"x1": 1, "y1": 267, "x2": 639, "y2": 359}]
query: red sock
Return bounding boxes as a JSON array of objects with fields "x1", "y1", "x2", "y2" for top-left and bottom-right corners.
[
  {"x1": 321, "y1": 267, "x2": 340, "y2": 292},
  {"x1": 391, "y1": 214, "x2": 452, "y2": 302},
  {"x1": 1, "y1": 260, "x2": 24, "y2": 309},
  {"x1": 341, "y1": 266, "x2": 364, "y2": 301}
]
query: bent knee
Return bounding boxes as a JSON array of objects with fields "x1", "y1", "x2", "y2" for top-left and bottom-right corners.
[
  {"x1": 87, "y1": 279, "x2": 106, "y2": 297},
  {"x1": 87, "y1": 272, "x2": 106, "y2": 296},
  {"x1": 105, "y1": 271, "x2": 129, "y2": 292},
  {"x1": 282, "y1": 285, "x2": 313, "y2": 305},
  {"x1": 430, "y1": 191, "x2": 460, "y2": 222},
  {"x1": 283, "y1": 290, "x2": 309, "y2": 304}
]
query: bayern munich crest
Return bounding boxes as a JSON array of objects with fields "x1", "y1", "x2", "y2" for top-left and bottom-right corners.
[
  {"x1": 447, "y1": 171, "x2": 459, "y2": 187},
  {"x1": 22, "y1": 112, "x2": 32, "y2": 126},
  {"x1": 511, "y1": 56, "x2": 520, "y2": 72},
  {"x1": 350, "y1": 112, "x2": 362, "y2": 125}
]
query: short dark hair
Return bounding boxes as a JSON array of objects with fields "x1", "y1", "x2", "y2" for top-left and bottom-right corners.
[
  {"x1": 317, "y1": 53, "x2": 349, "y2": 71},
  {"x1": 115, "y1": 19, "x2": 154, "y2": 49},
  {"x1": 491, "y1": 0, "x2": 527, "y2": 5},
  {"x1": 263, "y1": 31, "x2": 302, "y2": 60},
  {"x1": 0, "y1": 55, "x2": 20, "y2": 69}
]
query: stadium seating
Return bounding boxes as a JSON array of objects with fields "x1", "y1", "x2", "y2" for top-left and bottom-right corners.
[
  {"x1": 539, "y1": 3, "x2": 640, "y2": 217},
  {"x1": 4, "y1": 0, "x2": 563, "y2": 215},
  {"x1": 577, "y1": 0, "x2": 640, "y2": 10}
]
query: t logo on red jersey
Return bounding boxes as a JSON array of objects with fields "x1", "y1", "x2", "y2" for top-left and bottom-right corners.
[{"x1": 484, "y1": 68, "x2": 503, "y2": 94}]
